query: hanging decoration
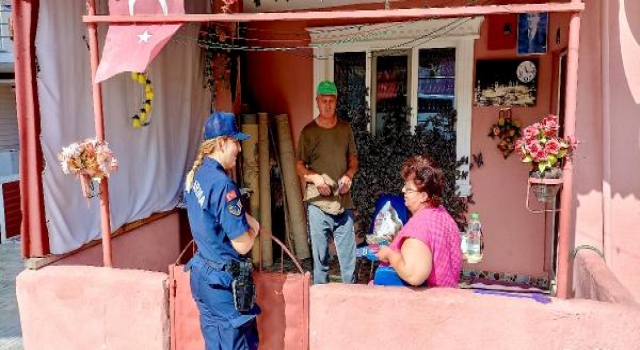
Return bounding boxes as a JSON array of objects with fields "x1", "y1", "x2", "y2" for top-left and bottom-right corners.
[
  {"x1": 130, "y1": 72, "x2": 154, "y2": 129},
  {"x1": 95, "y1": 0, "x2": 185, "y2": 83},
  {"x1": 221, "y1": 0, "x2": 239, "y2": 14},
  {"x1": 197, "y1": 23, "x2": 234, "y2": 106},
  {"x1": 469, "y1": 152, "x2": 484, "y2": 170},
  {"x1": 488, "y1": 108, "x2": 522, "y2": 159},
  {"x1": 58, "y1": 138, "x2": 119, "y2": 202}
]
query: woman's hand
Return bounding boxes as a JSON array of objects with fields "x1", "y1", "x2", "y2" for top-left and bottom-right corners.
[
  {"x1": 375, "y1": 245, "x2": 395, "y2": 263},
  {"x1": 231, "y1": 214, "x2": 261, "y2": 255},
  {"x1": 245, "y1": 213, "x2": 260, "y2": 235}
]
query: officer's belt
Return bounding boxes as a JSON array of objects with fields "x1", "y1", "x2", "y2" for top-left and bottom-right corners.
[{"x1": 195, "y1": 251, "x2": 244, "y2": 277}]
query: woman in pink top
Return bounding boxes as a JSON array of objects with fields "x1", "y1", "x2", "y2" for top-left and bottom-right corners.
[{"x1": 375, "y1": 155, "x2": 462, "y2": 287}]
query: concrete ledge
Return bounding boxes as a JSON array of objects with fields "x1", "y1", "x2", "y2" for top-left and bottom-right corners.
[
  {"x1": 574, "y1": 249, "x2": 637, "y2": 305},
  {"x1": 17, "y1": 266, "x2": 170, "y2": 350},
  {"x1": 310, "y1": 284, "x2": 640, "y2": 350}
]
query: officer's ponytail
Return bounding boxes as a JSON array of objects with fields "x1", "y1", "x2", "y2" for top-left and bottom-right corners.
[{"x1": 185, "y1": 138, "x2": 218, "y2": 192}]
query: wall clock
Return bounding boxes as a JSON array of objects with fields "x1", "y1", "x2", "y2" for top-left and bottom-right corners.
[{"x1": 516, "y1": 60, "x2": 537, "y2": 83}]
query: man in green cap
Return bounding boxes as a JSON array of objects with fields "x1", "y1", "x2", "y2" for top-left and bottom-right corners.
[{"x1": 296, "y1": 80, "x2": 359, "y2": 284}]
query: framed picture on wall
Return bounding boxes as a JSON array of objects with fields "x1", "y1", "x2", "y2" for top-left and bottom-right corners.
[
  {"x1": 474, "y1": 59, "x2": 538, "y2": 107},
  {"x1": 517, "y1": 12, "x2": 548, "y2": 55},
  {"x1": 487, "y1": 14, "x2": 518, "y2": 50}
]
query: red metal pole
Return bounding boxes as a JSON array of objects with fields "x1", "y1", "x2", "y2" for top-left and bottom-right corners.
[
  {"x1": 556, "y1": 3, "x2": 582, "y2": 299},
  {"x1": 12, "y1": 0, "x2": 50, "y2": 258},
  {"x1": 86, "y1": 0, "x2": 114, "y2": 267},
  {"x1": 82, "y1": 2, "x2": 585, "y2": 24}
]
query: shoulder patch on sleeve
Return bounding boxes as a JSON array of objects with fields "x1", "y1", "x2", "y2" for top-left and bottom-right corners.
[
  {"x1": 227, "y1": 200, "x2": 242, "y2": 216},
  {"x1": 225, "y1": 190, "x2": 237, "y2": 202}
]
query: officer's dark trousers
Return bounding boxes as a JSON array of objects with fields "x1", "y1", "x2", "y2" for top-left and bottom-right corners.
[{"x1": 189, "y1": 257, "x2": 259, "y2": 350}]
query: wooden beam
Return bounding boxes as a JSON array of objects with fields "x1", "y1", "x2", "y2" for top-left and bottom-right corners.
[{"x1": 83, "y1": 2, "x2": 584, "y2": 24}]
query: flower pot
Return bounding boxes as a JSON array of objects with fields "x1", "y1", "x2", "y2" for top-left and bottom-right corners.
[{"x1": 528, "y1": 177, "x2": 563, "y2": 203}]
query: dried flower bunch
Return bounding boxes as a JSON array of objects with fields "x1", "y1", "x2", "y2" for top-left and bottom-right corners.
[
  {"x1": 59, "y1": 138, "x2": 118, "y2": 198},
  {"x1": 59, "y1": 138, "x2": 118, "y2": 180},
  {"x1": 488, "y1": 109, "x2": 522, "y2": 159},
  {"x1": 516, "y1": 114, "x2": 577, "y2": 177}
]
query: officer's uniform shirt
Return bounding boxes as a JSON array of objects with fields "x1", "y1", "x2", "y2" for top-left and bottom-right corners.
[
  {"x1": 184, "y1": 157, "x2": 259, "y2": 331},
  {"x1": 186, "y1": 158, "x2": 249, "y2": 264}
]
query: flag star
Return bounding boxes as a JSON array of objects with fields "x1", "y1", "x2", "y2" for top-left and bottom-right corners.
[{"x1": 138, "y1": 30, "x2": 153, "y2": 43}]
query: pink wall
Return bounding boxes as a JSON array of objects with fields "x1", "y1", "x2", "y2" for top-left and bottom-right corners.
[
  {"x1": 603, "y1": 0, "x2": 640, "y2": 301},
  {"x1": 310, "y1": 284, "x2": 640, "y2": 349},
  {"x1": 245, "y1": 21, "x2": 313, "y2": 145},
  {"x1": 570, "y1": 0, "x2": 606, "y2": 288},
  {"x1": 52, "y1": 212, "x2": 181, "y2": 273},
  {"x1": 17, "y1": 214, "x2": 182, "y2": 349},
  {"x1": 17, "y1": 266, "x2": 170, "y2": 350},
  {"x1": 571, "y1": 0, "x2": 640, "y2": 300},
  {"x1": 245, "y1": 8, "x2": 573, "y2": 277}
]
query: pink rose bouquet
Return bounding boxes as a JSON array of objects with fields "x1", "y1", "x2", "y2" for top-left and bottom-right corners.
[{"x1": 516, "y1": 114, "x2": 577, "y2": 178}]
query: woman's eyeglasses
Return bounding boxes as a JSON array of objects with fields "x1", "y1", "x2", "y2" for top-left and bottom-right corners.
[{"x1": 402, "y1": 185, "x2": 419, "y2": 194}]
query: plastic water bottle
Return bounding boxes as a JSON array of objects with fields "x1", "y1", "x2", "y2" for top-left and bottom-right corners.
[{"x1": 466, "y1": 213, "x2": 482, "y2": 263}]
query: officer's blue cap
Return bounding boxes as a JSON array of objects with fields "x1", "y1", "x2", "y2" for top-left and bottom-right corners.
[{"x1": 204, "y1": 112, "x2": 250, "y2": 141}]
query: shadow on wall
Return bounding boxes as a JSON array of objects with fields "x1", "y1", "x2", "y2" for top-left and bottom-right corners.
[
  {"x1": 605, "y1": 0, "x2": 640, "y2": 197},
  {"x1": 621, "y1": 0, "x2": 640, "y2": 104}
]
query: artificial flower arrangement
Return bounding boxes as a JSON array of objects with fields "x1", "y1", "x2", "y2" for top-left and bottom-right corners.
[
  {"x1": 516, "y1": 114, "x2": 578, "y2": 179},
  {"x1": 58, "y1": 138, "x2": 119, "y2": 199},
  {"x1": 488, "y1": 109, "x2": 522, "y2": 159}
]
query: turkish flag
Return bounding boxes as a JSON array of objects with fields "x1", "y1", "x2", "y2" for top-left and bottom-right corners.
[{"x1": 95, "y1": 0, "x2": 185, "y2": 83}]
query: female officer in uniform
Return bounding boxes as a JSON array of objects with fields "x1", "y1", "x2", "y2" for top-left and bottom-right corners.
[{"x1": 184, "y1": 111, "x2": 261, "y2": 350}]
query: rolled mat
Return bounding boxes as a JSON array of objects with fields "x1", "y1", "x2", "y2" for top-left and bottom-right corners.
[
  {"x1": 241, "y1": 114, "x2": 261, "y2": 264},
  {"x1": 274, "y1": 114, "x2": 310, "y2": 260},
  {"x1": 258, "y1": 113, "x2": 273, "y2": 266}
]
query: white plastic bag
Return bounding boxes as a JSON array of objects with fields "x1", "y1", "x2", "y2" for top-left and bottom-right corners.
[{"x1": 367, "y1": 201, "x2": 403, "y2": 244}]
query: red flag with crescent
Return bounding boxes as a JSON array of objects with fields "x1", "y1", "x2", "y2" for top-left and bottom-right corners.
[{"x1": 95, "y1": 0, "x2": 185, "y2": 83}]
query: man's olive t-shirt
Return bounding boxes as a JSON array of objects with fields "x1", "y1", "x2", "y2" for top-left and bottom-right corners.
[{"x1": 297, "y1": 119, "x2": 357, "y2": 212}]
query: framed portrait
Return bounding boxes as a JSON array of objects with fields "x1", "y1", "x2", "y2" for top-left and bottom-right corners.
[
  {"x1": 517, "y1": 12, "x2": 548, "y2": 55},
  {"x1": 474, "y1": 59, "x2": 538, "y2": 107}
]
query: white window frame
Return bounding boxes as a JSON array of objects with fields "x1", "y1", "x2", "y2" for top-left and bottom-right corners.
[
  {"x1": 308, "y1": 17, "x2": 483, "y2": 197},
  {"x1": 0, "y1": 1, "x2": 13, "y2": 59}
]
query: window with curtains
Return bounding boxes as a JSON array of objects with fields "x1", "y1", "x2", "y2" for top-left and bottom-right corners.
[{"x1": 309, "y1": 18, "x2": 483, "y2": 196}]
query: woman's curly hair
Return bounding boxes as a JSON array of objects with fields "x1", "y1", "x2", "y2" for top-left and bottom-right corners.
[{"x1": 401, "y1": 155, "x2": 444, "y2": 207}]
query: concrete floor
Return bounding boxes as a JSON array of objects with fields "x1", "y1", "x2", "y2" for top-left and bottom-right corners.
[{"x1": 0, "y1": 239, "x2": 24, "y2": 350}]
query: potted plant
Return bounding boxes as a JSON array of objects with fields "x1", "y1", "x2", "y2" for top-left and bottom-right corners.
[{"x1": 516, "y1": 114, "x2": 578, "y2": 203}]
